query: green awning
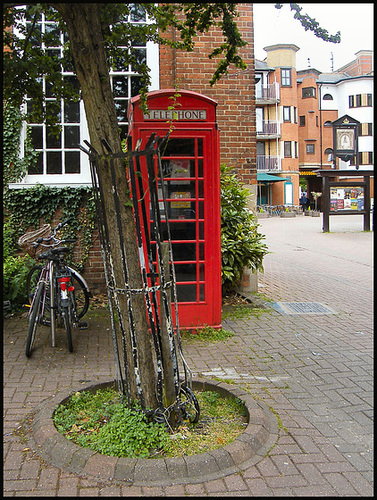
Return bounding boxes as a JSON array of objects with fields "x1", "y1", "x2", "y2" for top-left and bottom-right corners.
[{"x1": 257, "y1": 173, "x2": 290, "y2": 182}]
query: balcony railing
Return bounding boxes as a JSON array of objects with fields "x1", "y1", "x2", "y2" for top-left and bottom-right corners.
[
  {"x1": 256, "y1": 120, "x2": 280, "y2": 137},
  {"x1": 257, "y1": 155, "x2": 280, "y2": 172},
  {"x1": 256, "y1": 83, "x2": 280, "y2": 102}
]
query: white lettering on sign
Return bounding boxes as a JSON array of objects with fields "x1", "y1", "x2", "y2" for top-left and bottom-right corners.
[{"x1": 143, "y1": 109, "x2": 207, "y2": 121}]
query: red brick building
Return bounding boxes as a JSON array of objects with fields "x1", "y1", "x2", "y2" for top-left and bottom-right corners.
[
  {"x1": 159, "y1": 3, "x2": 256, "y2": 195},
  {"x1": 336, "y1": 50, "x2": 373, "y2": 77}
]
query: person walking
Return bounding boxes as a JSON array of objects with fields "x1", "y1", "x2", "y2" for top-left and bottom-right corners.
[{"x1": 300, "y1": 192, "x2": 308, "y2": 212}]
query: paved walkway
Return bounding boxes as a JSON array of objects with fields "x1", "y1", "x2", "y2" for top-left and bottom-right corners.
[{"x1": 3, "y1": 214, "x2": 373, "y2": 496}]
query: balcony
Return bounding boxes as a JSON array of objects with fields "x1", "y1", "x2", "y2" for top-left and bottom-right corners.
[
  {"x1": 256, "y1": 83, "x2": 280, "y2": 103},
  {"x1": 256, "y1": 120, "x2": 281, "y2": 139},
  {"x1": 257, "y1": 155, "x2": 281, "y2": 172}
]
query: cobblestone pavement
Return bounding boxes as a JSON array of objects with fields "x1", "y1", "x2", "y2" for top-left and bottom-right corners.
[{"x1": 3, "y1": 214, "x2": 373, "y2": 496}]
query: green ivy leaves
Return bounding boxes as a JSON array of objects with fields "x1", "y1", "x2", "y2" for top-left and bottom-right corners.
[
  {"x1": 3, "y1": 185, "x2": 97, "y2": 311},
  {"x1": 3, "y1": 102, "x2": 38, "y2": 189}
]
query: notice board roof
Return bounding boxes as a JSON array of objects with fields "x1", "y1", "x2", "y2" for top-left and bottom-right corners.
[{"x1": 315, "y1": 170, "x2": 374, "y2": 177}]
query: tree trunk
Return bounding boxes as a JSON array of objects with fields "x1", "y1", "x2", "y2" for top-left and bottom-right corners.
[{"x1": 55, "y1": 4, "x2": 158, "y2": 409}]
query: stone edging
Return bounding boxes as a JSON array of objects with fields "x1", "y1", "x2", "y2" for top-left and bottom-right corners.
[{"x1": 27, "y1": 378, "x2": 279, "y2": 486}]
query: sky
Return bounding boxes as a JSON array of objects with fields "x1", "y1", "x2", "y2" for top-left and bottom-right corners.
[{"x1": 253, "y1": 3, "x2": 374, "y2": 73}]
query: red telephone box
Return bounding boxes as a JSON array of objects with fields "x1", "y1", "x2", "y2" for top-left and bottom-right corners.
[{"x1": 128, "y1": 89, "x2": 221, "y2": 328}]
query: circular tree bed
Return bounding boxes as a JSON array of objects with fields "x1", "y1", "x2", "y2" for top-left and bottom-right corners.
[
  {"x1": 53, "y1": 383, "x2": 248, "y2": 459},
  {"x1": 28, "y1": 379, "x2": 278, "y2": 486}
]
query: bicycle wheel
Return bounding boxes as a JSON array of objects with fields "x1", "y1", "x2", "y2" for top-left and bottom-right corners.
[
  {"x1": 26, "y1": 281, "x2": 44, "y2": 357},
  {"x1": 69, "y1": 272, "x2": 90, "y2": 319},
  {"x1": 62, "y1": 305, "x2": 73, "y2": 353},
  {"x1": 26, "y1": 265, "x2": 43, "y2": 304}
]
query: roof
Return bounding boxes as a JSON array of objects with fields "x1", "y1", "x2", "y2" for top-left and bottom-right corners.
[
  {"x1": 297, "y1": 72, "x2": 373, "y2": 85},
  {"x1": 255, "y1": 59, "x2": 274, "y2": 71}
]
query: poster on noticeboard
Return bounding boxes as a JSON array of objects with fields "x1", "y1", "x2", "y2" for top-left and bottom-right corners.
[{"x1": 330, "y1": 187, "x2": 364, "y2": 211}]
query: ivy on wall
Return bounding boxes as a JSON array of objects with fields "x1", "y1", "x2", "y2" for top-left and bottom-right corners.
[
  {"x1": 3, "y1": 185, "x2": 97, "y2": 272},
  {"x1": 3, "y1": 101, "x2": 38, "y2": 189},
  {"x1": 3, "y1": 98, "x2": 97, "y2": 274},
  {"x1": 3, "y1": 100, "x2": 95, "y2": 310}
]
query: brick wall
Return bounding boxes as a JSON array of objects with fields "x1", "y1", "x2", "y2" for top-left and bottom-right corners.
[
  {"x1": 159, "y1": 3, "x2": 256, "y2": 188},
  {"x1": 337, "y1": 50, "x2": 373, "y2": 77}
]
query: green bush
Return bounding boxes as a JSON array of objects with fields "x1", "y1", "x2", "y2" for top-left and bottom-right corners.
[
  {"x1": 220, "y1": 164, "x2": 268, "y2": 292},
  {"x1": 3, "y1": 254, "x2": 35, "y2": 310}
]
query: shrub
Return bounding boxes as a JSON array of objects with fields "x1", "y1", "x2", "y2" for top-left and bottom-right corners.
[
  {"x1": 3, "y1": 254, "x2": 34, "y2": 310},
  {"x1": 220, "y1": 164, "x2": 268, "y2": 292}
]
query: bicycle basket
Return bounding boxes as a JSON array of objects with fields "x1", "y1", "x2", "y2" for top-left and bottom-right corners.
[{"x1": 18, "y1": 224, "x2": 52, "y2": 258}]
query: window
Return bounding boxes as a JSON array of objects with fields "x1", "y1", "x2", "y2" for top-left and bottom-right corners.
[
  {"x1": 349, "y1": 93, "x2": 373, "y2": 108},
  {"x1": 306, "y1": 144, "x2": 315, "y2": 154},
  {"x1": 359, "y1": 123, "x2": 373, "y2": 136},
  {"x1": 302, "y1": 87, "x2": 316, "y2": 98},
  {"x1": 17, "y1": 4, "x2": 159, "y2": 187},
  {"x1": 351, "y1": 152, "x2": 373, "y2": 166},
  {"x1": 293, "y1": 107, "x2": 298, "y2": 123},
  {"x1": 283, "y1": 106, "x2": 291, "y2": 122},
  {"x1": 256, "y1": 142, "x2": 265, "y2": 155},
  {"x1": 294, "y1": 142, "x2": 298, "y2": 158},
  {"x1": 324, "y1": 120, "x2": 332, "y2": 127},
  {"x1": 299, "y1": 115, "x2": 306, "y2": 126},
  {"x1": 362, "y1": 152, "x2": 373, "y2": 165},
  {"x1": 284, "y1": 141, "x2": 292, "y2": 157},
  {"x1": 256, "y1": 108, "x2": 264, "y2": 133},
  {"x1": 281, "y1": 68, "x2": 291, "y2": 87},
  {"x1": 323, "y1": 93, "x2": 333, "y2": 100},
  {"x1": 110, "y1": 4, "x2": 149, "y2": 140},
  {"x1": 24, "y1": 10, "x2": 83, "y2": 178}
]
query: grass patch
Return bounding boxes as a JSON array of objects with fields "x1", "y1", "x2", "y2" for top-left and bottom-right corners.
[
  {"x1": 181, "y1": 325, "x2": 234, "y2": 343},
  {"x1": 53, "y1": 387, "x2": 247, "y2": 459},
  {"x1": 222, "y1": 304, "x2": 270, "y2": 321},
  {"x1": 221, "y1": 291, "x2": 271, "y2": 321}
]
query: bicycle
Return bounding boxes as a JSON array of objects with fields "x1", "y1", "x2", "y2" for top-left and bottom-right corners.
[{"x1": 19, "y1": 219, "x2": 91, "y2": 357}]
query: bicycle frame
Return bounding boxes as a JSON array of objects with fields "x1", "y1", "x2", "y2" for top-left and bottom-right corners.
[{"x1": 28, "y1": 259, "x2": 57, "y2": 347}]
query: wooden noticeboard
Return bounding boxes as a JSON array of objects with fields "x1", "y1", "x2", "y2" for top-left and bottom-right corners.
[{"x1": 315, "y1": 170, "x2": 373, "y2": 232}]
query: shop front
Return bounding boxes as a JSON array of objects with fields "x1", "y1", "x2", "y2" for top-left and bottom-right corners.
[{"x1": 257, "y1": 172, "x2": 290, "y2": 206}]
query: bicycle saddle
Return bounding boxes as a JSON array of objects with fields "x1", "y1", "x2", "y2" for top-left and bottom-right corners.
[{"x1": 51, "y1": 246, "x2": 70, "y2": 254}]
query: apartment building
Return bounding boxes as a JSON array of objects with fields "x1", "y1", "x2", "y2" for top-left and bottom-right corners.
[
  {"x1": 255, "y1": 44, "x2": 300, "y2": 206},
  {"x1": 298, "y1": 50, "x2": 374, "y2": 207},
  {"x1": 256, "y1": 46, "x2": 374, "y2": 208}
]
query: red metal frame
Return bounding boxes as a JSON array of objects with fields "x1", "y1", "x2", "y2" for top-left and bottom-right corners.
[{"x1": 128, "y1": 90, "x2": 221, "y2": 328}]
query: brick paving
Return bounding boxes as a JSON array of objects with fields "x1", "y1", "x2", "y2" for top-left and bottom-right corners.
[{"x1": 3, "y1": 214, "x2": 373, "y2": 496}]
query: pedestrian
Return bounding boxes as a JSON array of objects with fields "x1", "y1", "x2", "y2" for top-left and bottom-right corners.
[{"x1": 300, "y1": 192, "x2": 308, "y2": 212}]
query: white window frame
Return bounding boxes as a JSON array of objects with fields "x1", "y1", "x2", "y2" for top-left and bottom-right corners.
[{"x1": 10, "y1": 5, "x2": 159, "y2": 189}]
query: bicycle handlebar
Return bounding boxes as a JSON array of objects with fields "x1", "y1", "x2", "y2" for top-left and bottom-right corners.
[
  {"x1": 54, "y1": 217, "x2": 73, "y2": 233},
  {"x1": 31, "y1": 218, "x2": 76, "y2": 250}
]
